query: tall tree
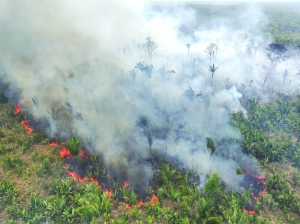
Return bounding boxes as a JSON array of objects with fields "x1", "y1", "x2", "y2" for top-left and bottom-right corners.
[
  {"x1": 263, "y1": 43, "x2": 288, "y2": 87},
  {"x1": 209, "y1": 64, "x2": 218, "y2": 86},
  {"x1": 129, "y1": 68, "x2": 138, "y2": 82},
  {"x1": 142, "y1": 37, "x2": 158, "y2": 64},
  {"x1": 205, "y1": 39, "x2": 219, "y2": 65}
]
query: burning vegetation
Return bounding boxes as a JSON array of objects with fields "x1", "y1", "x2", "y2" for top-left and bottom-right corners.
[
  {"x1": 14, "y1": 102, "x2": 21, "y2": 115},
  {"x1": 2, "y1": 1, "x2": 300, "y2": 223},
  {"x1": 241, "y1": 172, "x2": 268, "y2": 214}
]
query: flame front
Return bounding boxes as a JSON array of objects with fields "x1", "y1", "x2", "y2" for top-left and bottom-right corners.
[
  {"x1": 60, "y1": 146, "x2": 71, "y2": 159},
  {"x1": 123, "y1": 181, "x2": 129, "y2": 188},
  {"x1": 105, "y1": 189, "x2": 113, "y2": 200},
  {"x1": 14, "y1": 103, "x2": 21, "y2": 115},
  {"x1": 90, "y1": 176, "x2": 102, "y2": 190},
  {"x1": 21, "y1": 120, "x2": 33, "y2": 134},
  {"x1": 137, "y1": 199, "x2": 145, "y2": 208},
  {"x1": 243, "y1": 208, "x2": 255, "y2": 215},
  {"x1": 149, "y1": 194, "x2": 159, "y2": 206},
  {"x1": 68, "y1": 171, "x2": 88, "y2": 182},
  {"x1": 242, "y1": 171, "x2": 268, "y2": 214},
  {"x1": 79, "y1": 150, "x2": 89, "y2": 159},
  {"x1": 49, "y1": 142, "x2": 59, "y2": 147}
]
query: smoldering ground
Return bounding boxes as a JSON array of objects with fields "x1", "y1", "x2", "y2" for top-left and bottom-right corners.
[{"x1": 1, "y1": 1, "x2": 300, "y2": 192}]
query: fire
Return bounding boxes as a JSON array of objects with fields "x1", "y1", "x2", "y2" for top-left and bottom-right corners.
[
  {"x1": 14, "y1": 103, "x2": 21, "y2": 115},
  {"x1": 60, "y1": 146, "x2": 71, "y2": 159},
  {"x1": 244, "y1": 171, "x2": 267, "y2": 202},
  {"x1": 79, "y1": 150, "x2": 89, "y2": 159},
  {"x1": 68, "y1": 171, "x2": 88, "y2": 182},
  {"x1": 244, "y1": 172, "x2": 266, "y2": 182},
  {"x1": 90, "y1": 176, "x2": 102, "y2": 190},
  {"x1": 252, "y1": 187, "x2": 268, "y2": 201},
  {"x1": 20, "y1": 120, "x2": 33, "y2": 134},
  {"x1": 149, "y1": 194, "x2": 159, "y2": 206},
  {"x1": 49, "y1": 142, "x2": 59, "y2": 147},
  {"x1": 137, "y1": 199, "x2": 145, "y2": 208},
  {"x1": 118, "y1": 201, "x2": 131, "y2": 208},
  {"x1": 241, "y1": 171, "x2": 268, "y2": 215},
  {"x1": 105, "y1": 189, "x2": 113, "y2": 200},
  {"x1": 243, "y1": 208, "x2": 255, "y2": 215},
  {"x1": 123, "y1": 181, "x2": 129, "y2": 188}
]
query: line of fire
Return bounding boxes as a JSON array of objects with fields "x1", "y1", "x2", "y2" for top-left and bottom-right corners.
[{"x1": 14, "y1": 101, "x2": 267, "y2": 213}]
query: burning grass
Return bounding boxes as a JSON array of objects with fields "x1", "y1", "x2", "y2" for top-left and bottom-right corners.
[
  {"x1": 14, "y1": 102, "x2": 21, "y2": 115},
  {"x1": 20, "y1": 120, "x2": 33, "y2": 134},
  {"x1": 1, "y1": 94, "x2": 300, "y2": 223}
]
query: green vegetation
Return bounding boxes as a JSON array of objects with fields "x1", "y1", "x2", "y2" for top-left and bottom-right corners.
[{"x1": 261, "y1": 6, "x2": 300, "y2": 49}]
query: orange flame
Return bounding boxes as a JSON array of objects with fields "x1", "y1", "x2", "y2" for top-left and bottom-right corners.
[
  {"x1": 123, "y1": 181, "x2": 129, "y2": 188},
  {"x1": 79, "y1": 150, "x2": 89, "y2": 159},
  {"x1": 14, "y1": 103, "x2": 21, "y2": 115},
  {"x1": 60, "y1": 146, "x2": 71, "y2": 159},
  {"x1": 244, "y1": 171, "x2": 268, "y2": 202},
  {"x1": 49, "y1": 142, "x2": 59, "y2": 147},
  {"x1": 68, "y1": 171, "x2": 88, "y2": 182},
  {"x1": 105, "y1": 189, "x2": 113, "y2": 200},
  {"x1": 149, "y1": 194, "x2": 159, "y2": 206},
  {"x1": 137, "y1": 199, "x2": 145, "y2": 208},
  {"x1": 63, "y1": 164, "x2": 70, "y2": 169},
  {"x1": 244, "y1": 172, "x2": 266, "y2": 182},
  {"x1": 90, "y1": 176, "x2": 102, "y2": 190},
  {"x1": 252, "y1": 186, "x2": 268, "y2": 201},
  {"x1": 118, "y1": 201, "x2": 131, "y2": 208},
  {"x1": 243, "y1": 208, "x2": 255, "y2": 215},
  {"x1": 21, "y1": 120, "x2": 33, "y2": 134}
]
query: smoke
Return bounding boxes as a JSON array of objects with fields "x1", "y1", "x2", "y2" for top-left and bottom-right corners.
[{"x1": 1, "y1": 1, "x2": 299, "y2": 191}]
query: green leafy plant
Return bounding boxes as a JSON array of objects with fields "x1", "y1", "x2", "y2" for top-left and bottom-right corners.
[
  {"x1": 206, "y1": 137, "x2": 216, "y2": 157},
  {"x1": 62, "y1": 136, "x2": 80, "y2": 172},
  {"x1": 204, "y1": 173, "x2": 222, "y2": 196}
]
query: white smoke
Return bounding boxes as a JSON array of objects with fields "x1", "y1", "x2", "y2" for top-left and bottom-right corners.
[{"x1": 0, "y1": 1, "x2": 299, "y2": 190}]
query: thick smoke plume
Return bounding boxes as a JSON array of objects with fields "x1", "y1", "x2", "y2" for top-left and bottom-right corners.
[{"x1": 1, "y1": 1, "x2": 300, "y2": 191}]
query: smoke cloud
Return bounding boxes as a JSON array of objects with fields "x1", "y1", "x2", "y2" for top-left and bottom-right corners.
[{"x1": 1, "y1": 1, "x2": 299, "y2": 191}]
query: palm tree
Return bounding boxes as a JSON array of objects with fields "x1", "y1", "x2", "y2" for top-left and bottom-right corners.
[
  {"x1": 209, "y1": 64, "x2": 218, "y2": 86},
  {"x1": 129, "y1": 68, "x2": 138, "y2": 82},
  {"x1": 142, "y1": 37, "x2": 158, "y2": 64},
  {"x1": 134, "y1": 61, "x2": 153, "y2": 81},
  {"x1": 62, "y1": 136, "x2": 80, "y2": 172}
]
